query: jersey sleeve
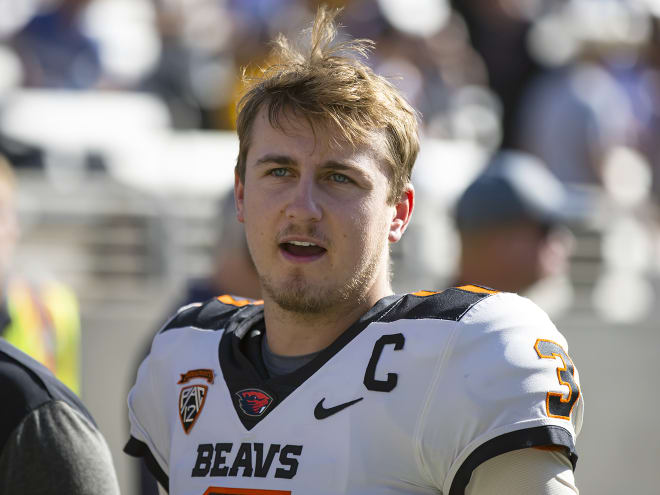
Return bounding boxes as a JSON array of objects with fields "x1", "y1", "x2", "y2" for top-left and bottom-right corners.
[
  {"x1": 465, "y1": 448, "x2": 578, "y2": 495},
  {"x1": 417, "y1": 292, "x2": 583, "y2": 495},
  {"x1": 125, "y1": 298, "x2": 246, "y2": 491}
]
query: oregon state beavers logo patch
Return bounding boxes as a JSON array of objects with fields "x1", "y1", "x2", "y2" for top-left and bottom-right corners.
[
  {"x1": 179, "y1": 384, "x2": 208, "y2": 433},
  {"x1": 236, "y1": 389, "x2": 274, "y2": 416}
]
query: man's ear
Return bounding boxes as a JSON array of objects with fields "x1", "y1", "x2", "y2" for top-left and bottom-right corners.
[
  {"x1": 388, "y1": 184, "x2": 414, "y2": 243},
  {"x1": 234, "y1": 170, "x2": 245, "y2": 223}
]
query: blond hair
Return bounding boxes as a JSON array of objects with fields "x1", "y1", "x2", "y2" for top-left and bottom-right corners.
[{"x1": 235, "y1": 6, "x2": 419, "y2": 204}]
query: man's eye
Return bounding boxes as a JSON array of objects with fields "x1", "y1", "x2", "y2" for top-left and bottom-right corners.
[
  {"x1": 270, "y1": 168, "x2": 289, "y2": 177},
  {"x1": 330, "y1": 173, "x2": 350, "y2": 183}
]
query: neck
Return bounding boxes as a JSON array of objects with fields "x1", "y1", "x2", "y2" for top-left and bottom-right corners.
[{"x1": 262, "y1": 279, "x2": 393, "y2": 357}]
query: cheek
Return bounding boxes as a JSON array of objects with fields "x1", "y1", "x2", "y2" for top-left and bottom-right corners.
[
  {"x1": 243, "y1": 191, "x2": 272, "y2": 227},
  {"x1": 245, "y1": 220, "x2": 269, "y2": 250},
  {"x1": 349, "y1": 206, "x2": 392, "y2": 251},
  {"x1": 539, "y1": 238, "x2": 570, "y2": 273},
  {"x1": 242, "y1": 208, "x2": 271, "y2": 259},
  {"x1": 506, "y1": 230, "x2": 540, "y2": 253}
]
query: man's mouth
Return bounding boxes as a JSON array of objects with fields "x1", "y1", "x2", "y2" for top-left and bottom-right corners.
[{"x1": 280, "y1": 240, "x2": 327, "y2": 258}]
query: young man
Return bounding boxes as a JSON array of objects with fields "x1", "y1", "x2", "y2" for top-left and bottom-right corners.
[{"x1": 126, "y1": 8, "x2": 583, "y2": 494}]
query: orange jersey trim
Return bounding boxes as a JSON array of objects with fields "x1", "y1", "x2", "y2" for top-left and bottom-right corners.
[
  {"x1": 456, "y1": 284, "x2": 498, "y2": 294},
  {"x1": 412, "y1": 286, "x2": 498, "y2": 297},
  {"x1": 217, "y1": 295, "x2": 264, "y2": 307},
  {"x1": 411, "y1": 290, "x2": 440, "y2": 297}
]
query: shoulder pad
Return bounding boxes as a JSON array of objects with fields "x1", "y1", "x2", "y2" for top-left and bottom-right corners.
[
  {"x1": 384, "y1": 285, "x2": 498, "y2": 322},
  {"x1": 160, "y1": 295, "x2": 264, "y2": 333}
]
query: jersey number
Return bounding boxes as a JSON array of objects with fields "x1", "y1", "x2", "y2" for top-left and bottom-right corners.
[{"x1": 534, "y1": 339, "x2": 580, "y2": 421}]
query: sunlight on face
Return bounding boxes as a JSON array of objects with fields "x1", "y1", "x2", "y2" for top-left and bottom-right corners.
[{"x1": 236, "y1": 108, "x2": 402, "y2": 316}]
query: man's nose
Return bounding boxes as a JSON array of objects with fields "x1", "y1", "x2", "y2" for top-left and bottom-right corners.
[{"x1": 284, "y1": 178, "x2": 322, "y2": 222}]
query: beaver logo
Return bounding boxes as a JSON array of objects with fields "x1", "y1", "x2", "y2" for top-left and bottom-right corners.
[{"x1": 236, "y1": 389, "x2": 274, "y2": 416}]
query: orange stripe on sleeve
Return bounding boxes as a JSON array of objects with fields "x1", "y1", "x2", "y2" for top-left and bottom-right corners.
[
  {"x1": 456, "y1": 285, "x2": 498, "y2": 294},
  {"x1": 411, "y1": 290, "x2": 440, "y2": 297},
  {"x1": 217, "y1": 295, "x2": 264, "y2": 307}
]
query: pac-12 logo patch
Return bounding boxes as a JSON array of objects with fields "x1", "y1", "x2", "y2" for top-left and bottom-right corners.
[
  {"x1": 179, "y1": 385, "x2": 208, "y2": 433},
  {"x1": 236, "y1": 389, "x2": 274, "y2": 416}
]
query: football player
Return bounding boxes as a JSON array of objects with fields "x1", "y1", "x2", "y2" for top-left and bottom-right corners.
[{"x1": 126, "y1": 7, "x2": 583, "y2": 495}]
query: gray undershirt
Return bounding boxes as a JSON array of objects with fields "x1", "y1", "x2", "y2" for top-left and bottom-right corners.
[{"x1": 259, "y1": 330, "x2": 319, "y2": 376}]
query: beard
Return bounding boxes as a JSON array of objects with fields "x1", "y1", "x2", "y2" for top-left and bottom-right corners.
[{"x1": 259, "y1": 247, "x2": 382, "y2": 315}]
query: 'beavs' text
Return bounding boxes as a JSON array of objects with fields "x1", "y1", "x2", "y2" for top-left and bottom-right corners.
[{"x1": 192, "y1": 442, "x2": 302, "y2": 479}]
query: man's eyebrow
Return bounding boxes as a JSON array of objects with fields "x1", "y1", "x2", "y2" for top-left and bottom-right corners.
[
  {"x1": 321, "y1": 160, "x2": 369, "y2": 178},
  {"x1": 321, "y1": 160, "x2": 353, "y2": 171},
  {"x1": 255, "y1": 154, "x2": 296, "y2": 166}
]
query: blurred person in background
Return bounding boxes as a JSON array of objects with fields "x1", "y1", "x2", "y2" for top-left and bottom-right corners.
[
  {"x1": 9, "y1": 0, "x2": 102, "y2": 89},
  {"x1": 513, "y1": 0, "x2": 652, "y2": 186},
  {"x1": 450, "y1": 0, "x2": 548, "y2": 148},
  {"x1": 0, "y1": 337, "x2": 120, "y2": 493},
  {"x1": 0, "y1": 154, "x2": 82, "y2": 394},
  {"x1": 136, "y1": 188, "x2": 260, "y2": 495},
  {"x1": 144, "y1": 0, "x2": 240, "y2": 129},
  {"x1": 175, "y1": 189, "x2": 261, "y2": 306},
  {"x1": 453, "y1": 151, "x2": 585, "y2": 314}
]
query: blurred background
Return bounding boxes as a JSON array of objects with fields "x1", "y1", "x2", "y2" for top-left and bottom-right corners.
[{"x1": 0, "y1": 0, "x2": 659, "y2": 493}]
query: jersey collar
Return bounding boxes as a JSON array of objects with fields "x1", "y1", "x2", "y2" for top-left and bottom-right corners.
[{"x1": 219, "y1": 294, "x2": 403, "y2": 430}]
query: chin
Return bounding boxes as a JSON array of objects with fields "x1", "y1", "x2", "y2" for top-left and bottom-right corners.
[
  {"x1": 260, "y1": 252, "x2": 380, "y2": 314},
  {"x1": 261, "y1": 273, "x2": 349, "y2": 314},
  {"x1": 272, "y1": 287, "x2": 334, "y2": 314}
]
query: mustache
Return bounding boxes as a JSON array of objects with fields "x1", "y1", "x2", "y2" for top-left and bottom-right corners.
[{"x1": 277, "y1": 224, "x2": 330, "y2": 246}]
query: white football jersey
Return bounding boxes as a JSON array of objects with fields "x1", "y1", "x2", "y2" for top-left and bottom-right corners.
[{"x1": 126, "y1": 286, "x2": 583, "y2": 495}]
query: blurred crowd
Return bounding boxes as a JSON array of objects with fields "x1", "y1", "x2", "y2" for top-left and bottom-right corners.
[
  {"x1": 0, "y1": 0, "x2": 658, "y2": 186},
  {"x1": 1, "y1": 0, "x2": 659, "y2": 314},
  {"x1": 2, "y1": 1, "x2": 660, "y2": 492},
  {"x1": 0, "y1": 0, "x2": 657, "y2": 175},
  {"x1": 0, "y1": 0, "x2": 659, "y2": 318}
]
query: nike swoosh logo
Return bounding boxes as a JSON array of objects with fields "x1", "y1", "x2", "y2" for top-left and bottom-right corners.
[{"x1": 314, "y1": 397, "x2": 363, "y2": 420}]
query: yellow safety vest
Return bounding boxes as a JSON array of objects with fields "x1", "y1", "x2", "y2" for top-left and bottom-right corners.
[{"x1": 2, "y1": 278, "x2": 80, "y2": 394}]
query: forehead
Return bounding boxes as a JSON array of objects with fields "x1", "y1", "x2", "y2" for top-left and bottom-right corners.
[{"x1": 247, "y1": 107, "x2": 388, "y2": 166}]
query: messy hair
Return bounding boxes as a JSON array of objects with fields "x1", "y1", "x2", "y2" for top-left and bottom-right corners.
[{"x1": 235, "y1": 6, "x2": 420, "y2": 204}]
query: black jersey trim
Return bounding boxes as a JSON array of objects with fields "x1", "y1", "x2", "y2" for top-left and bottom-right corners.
[
  {"x1": 219, "y1": 287, "x2": 496, "y2": 430},
  {"x1": 159, "y1": 295, "x2": 262, "y2": 335},
  {"x1": 220, "y1": 294, "x2": 402, "y2": 430},
  {"x1": 380, "y1": 287, "x2": 495, "y2": 323},
  {"x1": 447, "y1": 425, "x2": 577, "y2": 495},
  {"x1": 124, "y1": 436, "x2": 169, "y2": 492}
]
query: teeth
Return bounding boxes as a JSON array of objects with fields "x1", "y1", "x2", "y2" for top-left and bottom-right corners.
[{"x1": 288, "y1": 241, "x2": 317, "y2": 247}]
